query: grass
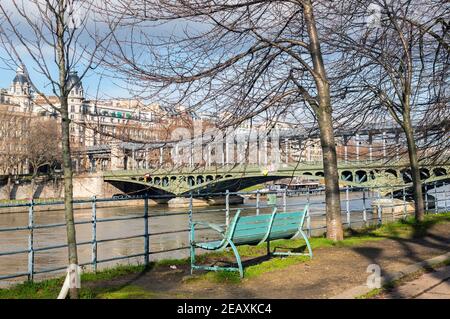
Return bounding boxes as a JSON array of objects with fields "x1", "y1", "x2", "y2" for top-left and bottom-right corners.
[
  {"x1": 94, "y1": 285, "x2": 158, "y2": 299},
  {"x1": 1, "y1": 211, "x2": 449, "y2": 298},
  {"x1": 0, "y1": 264, "x2": 147, "y2": 299},
  {"x1": 0, "y1": 198, "x2": 64, "y2": 205}
]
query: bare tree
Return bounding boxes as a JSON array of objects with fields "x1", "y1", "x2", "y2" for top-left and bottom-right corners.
[
  {"x1": 0, "y1": 0, "x2": 119, "y2": 298},
  {"x1": 101, "y1": 0, "x2": 346, "y2": 240},
  {"x1": 327, "y1": 0, "x2": 449, "y2": 221}
]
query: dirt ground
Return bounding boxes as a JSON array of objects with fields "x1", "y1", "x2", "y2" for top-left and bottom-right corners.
[{"x1": 85, "y1": 222, "x2": 450, "y2": 299}]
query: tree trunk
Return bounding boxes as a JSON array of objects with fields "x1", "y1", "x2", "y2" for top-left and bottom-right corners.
[
  {"x1": 30, "y1": 168, "x2": 38, "y2": 200},
  {"x1": 404, "y1": 119, "x2": 425, "y2": 221},
  {"x1": 304, "y1": 1, "x2": 344, "y2": 240},
  {"x1": 60, "y1": 101, "x2": 79, "y2": 299},
  {"x1": 318, "y1": 106, "x2": 344, "y2": 241},
  {"x1": 6, "y1": 174, "x2": 12, "y2": 200},
  {"x1": 30, "y1": 176, "x2": 35, "y2": 200}
]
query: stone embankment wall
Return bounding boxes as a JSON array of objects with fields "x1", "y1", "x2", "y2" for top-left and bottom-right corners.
[{"x1": 0, "y1": 173, "x2": 120, "y2": 200}]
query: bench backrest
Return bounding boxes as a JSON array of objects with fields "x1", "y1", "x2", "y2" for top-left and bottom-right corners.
[
  {"x1": 268, "y1": 210, "x2": 307, "y2": 241},
  {"x1": 227, "y1": 206, "x2": 308, "y2": 245},
  {"x1": 231, "y1": 213, "x2": 275, "y2": 245}
]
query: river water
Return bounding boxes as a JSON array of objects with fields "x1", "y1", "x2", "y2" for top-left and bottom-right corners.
[{"x1": 0, "y1": 185, "x2": 448, "y2": 286}]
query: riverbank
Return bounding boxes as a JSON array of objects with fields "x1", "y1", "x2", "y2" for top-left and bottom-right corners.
[{"x1": 1, "y1": 211, "x2": 448, "y2": 299}]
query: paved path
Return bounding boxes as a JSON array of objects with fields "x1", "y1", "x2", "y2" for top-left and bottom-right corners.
[{"x1": 382, "y1": 265, "x2": 450, "y2": 299}]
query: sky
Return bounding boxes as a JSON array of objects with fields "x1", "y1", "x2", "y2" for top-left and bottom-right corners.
[
  {"x1": 0, "y1": 1, "x2": 130, "y2": 99},
  {"x1": 0, "y1": 0, "x2": 211, "y2": 101}
]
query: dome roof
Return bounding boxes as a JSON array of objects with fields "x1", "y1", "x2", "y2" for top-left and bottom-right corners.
[
  {"x1": 13, "y1": 73, "x2": 30, "y2": 84},
  {"x1": 12, "y1": 65, "x2": 30, "y2": 85},
  {"x1": 68, "y1": 71, "x2": 82, "y2": 89}
]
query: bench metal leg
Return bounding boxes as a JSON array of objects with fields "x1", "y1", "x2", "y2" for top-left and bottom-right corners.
[
  {"x1": 228, "y1": 240, "x2": 244, "y2": 278},
  {"x1": 299, "y1": 230, "x2": 313, "y2": 259}
]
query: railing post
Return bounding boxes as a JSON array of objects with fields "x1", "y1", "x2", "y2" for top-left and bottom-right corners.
[
  {"x1": 307, "y1": 210, "x2": 311, "y2": 238},
  {"x1": 283, "y1": 188, "x2": 287, "y2": 213},
  {"x1": 188, "y1": 192, "x2": 193, "y2": 263},
  {"x1": 256, "y1": 190, "x2": 260, "y2": 215},
  {"x1": 362, "y1": 188, "x2": 367, "y2": 226},
  {"x1": 306, "y1": 190, "x2": 311, "y2": 237},
  {"x1": 307, "y1": 187, "x2": 310, "y2": 206},
  {"x1": 28, "y1": 199, "x2": 34, "y2": 282},
  {"x1": 444, "y1": 182, "x2": 448, "y2": 212},
  {"x1": 144, "y1": 194, "x2": 149, "y2": 266},
  {"x1": 346, "y1": 186, "x2": 350, "y2": 227},
  {"x1": 390, "y1": 188, "x2": 395, "y2": 221},
  {"x1": 402, "y1": 186, "x2": 407, "y2": 220},
  {"x1": 434, "y1": 182, "x2": 438, "y2": 214},
  {"x1": 225, "y1": 190, "x2": 230, "y2": 226},
  {"x1": 377, "y1": 190, "x2": 382, "y2": 226},
  {"x1": 91, "y1": 196, "x2": 98, "y2": 273}
]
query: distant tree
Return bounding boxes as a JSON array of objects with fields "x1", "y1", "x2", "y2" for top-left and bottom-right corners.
[
  {"x1": 0, "y1": 106, "x2": 29, "y2": 199},
  {"x1": 24, "y1": 118, "x2": 61, "y2": 198}
]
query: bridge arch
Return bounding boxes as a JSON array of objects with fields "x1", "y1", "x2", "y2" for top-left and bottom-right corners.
[
  {"x1": 187, "y1": 176, "x2": 196, "y2": 186},
  {"x1": 355, "y1": 170, "x2": 368, "y2": 183},
  {"x1": 196, "y1": 176, "x2": 204, "y2": 184},
  {"x1": 420, "y1": 168, "x2": 430, "y2": 180},
  {"x1": 385, "y1": 169, "x2": 398, "y2": 178},
  {"x1": 401, "y1": 169, "x2": 412, "y2": 183},
  {"x1": 341, "y1": 170, "x2": 353, "y2": 182},
  {"x1": 433, "y1": 167, "x2": 447, "y2": 177}
]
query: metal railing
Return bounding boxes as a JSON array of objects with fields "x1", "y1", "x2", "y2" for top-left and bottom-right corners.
[{"x1": 0, "y1": 182, "x2": 448, "y2": 284}]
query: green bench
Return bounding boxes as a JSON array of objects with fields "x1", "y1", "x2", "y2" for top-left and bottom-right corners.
[{"x1": 189, "y1": 205, "x2": 312, "y2": 278}]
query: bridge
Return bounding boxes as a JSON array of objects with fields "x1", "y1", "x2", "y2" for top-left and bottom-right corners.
[{"x1": 103, "y1": 161, "x2": 450, "y2": 197}]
